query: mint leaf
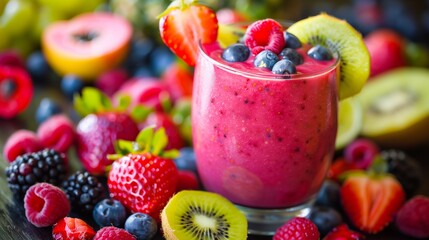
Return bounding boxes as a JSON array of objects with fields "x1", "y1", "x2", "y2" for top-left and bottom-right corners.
[
  {"x1": 160, "y1": 91, "x2": 173, "y2": 113},
  {"x1": 74, "y1": 94, "x2": 91, "y2": 116}
]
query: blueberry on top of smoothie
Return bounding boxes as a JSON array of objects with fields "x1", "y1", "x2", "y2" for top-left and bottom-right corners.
[
  {"x1": 308, "y1": 45, "x2": 333, "y2": 61},
  {"x1": 272, "y1": 59, "x2": 296, "y2": 74},
  {"x1": 279, "y1": 48, "x2": 303, "y2": 65},
  {"x1": 254, "y1": 50, "x2": 279, "y2": 70},
  {"x1": 284, "y1": 32, "x2": 302, "y2": 49},
  {"x1": 222, "y1": 43, "x2": 250, "y2": 62}
]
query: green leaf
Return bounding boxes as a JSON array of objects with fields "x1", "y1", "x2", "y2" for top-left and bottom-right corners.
[
  {"x1": 160, "y1": 91, "x2": 173, "y2": 113},
  {"x1": 136, "y1": 126, "x2": 155, "y2": 152},
  {"x1": 116, "y1": 94, "x2": 132, "y2": 111},
  {"x1": 82, "y1": 87, "x2": 112, "y2": 113},
  {"x1": 73, "y1": 94, "x2": 90, "y2": 116},
  {"x1": 162, "y1": 149, "x2": 180, "y2": 159},
  {"x1": 114, "y1": 140, "x2": 134, "y2": 156},
  {"x1": 131, "y1": 105, "x2": 153, "y2": 123},
  {"x1": 152, "y1": 128, "x2": 168, "y2": 155}
]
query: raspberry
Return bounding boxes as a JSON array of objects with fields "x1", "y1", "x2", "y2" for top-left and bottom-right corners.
[
  {"x1": 62, "y1": 170, "x2": 106, "y2": 212},
  {"x1": 37, "y1": 114, "x2": 76, "y2": 153},
  {"x1": 0, "y1": 50, "x2": 25, "y2": 68},
  {"x1": 24, "y1": 182, "x2": 70, "y2": 227},
  {"x1": 344, "y1": 138, "x2": 379, "y2": 169},
  {"x1": 5, "y1": 149, "x2": 67, "y2": 196},
  {"x1": 244, "y1": 18, "x2": 285, "y2": 55},
  {"x1": 273, "y1": 217, "x2": 320, "y2": 240},
  {"x1": 3, "y1": 129, "x2": 42, "y2": 163},
  {"x1": 395, "y1": 195, "x2": 429, "y2": 238},
  {"x1": 176, "y1": 170, "x2": 199, "y2": 191},
  {"x1": 94, "y1": 226, "x2": 136, "y2": 240},
  {"x1": 95, "y1": 68, "x2": 128, "y2": 96},
  {"x1": 52, "y1": 217, "x2": 96, "y2": 240}
]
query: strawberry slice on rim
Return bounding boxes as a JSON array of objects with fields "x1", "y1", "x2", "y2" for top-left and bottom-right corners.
[{"x1": 159, "y1": 0, "x2": 218, "y2": 67}]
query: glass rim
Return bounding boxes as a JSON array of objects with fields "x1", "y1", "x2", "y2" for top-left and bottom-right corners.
[{"x1": 197, "y1": 20, "x2": 341, "y2": 81}]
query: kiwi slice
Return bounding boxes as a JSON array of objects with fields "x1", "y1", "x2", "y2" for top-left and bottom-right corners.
[
  {"x1": 287, "y1": 13, "x2": 370, "y2": 100},
  {"x1": 161, "y1": 190, "x2": 248, "y2": 240},
  {"x1": 358, "y1": 68, "x2": 429, "y2": 148},
  {"x1": 336, "y1": 96, "x2": 363, "y2": 150}
]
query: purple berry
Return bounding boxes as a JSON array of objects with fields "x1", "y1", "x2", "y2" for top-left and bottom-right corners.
[{"x1": 344, "y1": 138, "x2": 379, "y2": 169}]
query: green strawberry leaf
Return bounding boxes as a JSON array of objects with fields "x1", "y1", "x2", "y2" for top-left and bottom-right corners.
[
  {"x1": 157, "y1": 0, "x2": 198, "y2": 18},
  {"x1": 116, "y1": 94, "x2": 132, "y2": 111},
  {"x1": 368, "y1": 155, "x2": 388, "y2": 176},
  {"x1": 74, "y1": 93, "x2": 91, "y2": 116},
  {"x1": 160, "y1": 91, "x2": 173, "y2": 113},
  {"x1": 136, "y1": 126, "x2": 155, "y2": 152},
  {"x1": 163, "y1": 149, "x2": 180, "y2": 159},
  {"x1": 152, "y1": 128, "x2": 168, "y2": 155},
  {"x1": 74, "y1": 87, "x2": 113, "y2": 116},
  {"x1": 131, "y1": 105, "x2": 153, "y2": 123},
  {"x1": 114, "y1": 139, "x2": 135, "y2": 156}
]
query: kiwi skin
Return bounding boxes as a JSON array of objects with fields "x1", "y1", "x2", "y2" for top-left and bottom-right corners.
[
  {"x1": 161, "y1": 190, "x2": 248, "y2": 240},
  {"x1": 287, "y1": 13, "x2": 370, "y2": 100}
]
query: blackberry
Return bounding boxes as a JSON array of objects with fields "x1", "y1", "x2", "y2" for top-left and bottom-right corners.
[
  {"x1": 63, "y1": 170, "x2": 106, "y2": 212},
  {"x1": 381, "y1": 149, "x2": 422, "y2": 197},
  {"x1": 5, "y1": 149, "x2": 67, "y2": 196}
]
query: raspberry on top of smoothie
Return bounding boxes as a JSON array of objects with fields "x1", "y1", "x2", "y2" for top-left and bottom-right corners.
[{"x1": 216, "y1": 18, "x2": 337, "y2": 77}]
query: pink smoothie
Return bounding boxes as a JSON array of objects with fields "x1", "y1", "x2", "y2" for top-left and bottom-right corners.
[{"x1": 192, "y1": 42, "x2": 339, "y2": 208}]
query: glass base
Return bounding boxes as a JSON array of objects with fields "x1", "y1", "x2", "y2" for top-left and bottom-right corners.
[{"x1": 236, "y1": 198, "x2": 316, "y2": 236}]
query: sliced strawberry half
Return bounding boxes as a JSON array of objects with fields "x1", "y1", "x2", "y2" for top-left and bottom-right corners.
[
  {"x1": 340, "y1": 173, "x2": 405, "y2": 233},
  {"x1": 159, "y1": 0, "x2": 218, "y2": 66}
]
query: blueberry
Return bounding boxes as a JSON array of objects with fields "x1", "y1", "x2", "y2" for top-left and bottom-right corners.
[
  {"x1": 125, "y1": 213, "x2": 157, "y2": 240},
  {"x1": 61, "y1": 75, "x2": 85, "y2": 100},
  {"x1": 222, "y1": 43, "x2": 250, "y2": 62},
  {"x1": 125, "y1": 39, "x2": 156, "y2": 72},
  {"x1": 308, "y1": 45, "x2": 333, "y2": 61},
  {"x1": 93, "y1": 199, "x2": 127, "y2": 227},
  {"x1": 272, "y1": 59, "x2": 296, "y2": 75},
  {"x1": 26, "y1": 51, "x2": 52, "y2": 84},
  {"x1": 279, "y1": 48, "x2": 303, "y2": 65},
  {"x1": 133, "y1": 66, "x2": 155, "y2": 78},
  {"x1": 35, "y1": 98, "x2": 62, "y2": 124},
  {"x1": 174, "y1": 147, "x2": 197, "y2": 172},
  {"x1": 253, "y1": 50, "x2": 279, "y2": 70},
  {"x1": 309, "y1": 206, "x2": 343, "y2": 237},
  {"x1": 315, "y1": 179, "x2": 341, "y2": 209},
  {"x1": 149, "y1": 46, "x2": 175, "y2": 77},
  {"x1": 284, "y1": 32, "x2": 302, "y2": 49}
]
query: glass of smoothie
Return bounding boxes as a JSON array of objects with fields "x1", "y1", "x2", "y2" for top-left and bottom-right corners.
[{"x1": 192, "y1": 19, "x2": 340, "y2": 235}]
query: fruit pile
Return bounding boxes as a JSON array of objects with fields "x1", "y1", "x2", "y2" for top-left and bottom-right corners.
[{"x1": 1, "y1": 0, "x2": 429, "y2": 239}]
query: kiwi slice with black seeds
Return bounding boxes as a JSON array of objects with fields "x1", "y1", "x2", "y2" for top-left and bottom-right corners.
[
  {"x1": 287, "y1": 13, "x2": 370, "y2": 99},
  {"x1": 161, "y1": 190, "x2": 248, "y2": 240}
]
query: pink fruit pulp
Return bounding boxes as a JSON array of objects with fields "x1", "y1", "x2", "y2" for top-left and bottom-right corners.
[{"x1": 192, "y1": 42, "x2": 339, "y2": 208}]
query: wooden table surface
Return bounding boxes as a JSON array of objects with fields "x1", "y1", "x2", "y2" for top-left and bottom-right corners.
[{"x1": 0, "y1": 87, "x2": 428, "y2": 240}]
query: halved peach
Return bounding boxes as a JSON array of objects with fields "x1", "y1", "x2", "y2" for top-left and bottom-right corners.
[{"x1": 42, "y1": 12, "x2": 132, "y2": 81}]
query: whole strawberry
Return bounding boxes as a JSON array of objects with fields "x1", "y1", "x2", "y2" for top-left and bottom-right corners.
[
  {"x1": 74, "y1": 88, "x2": 140, "y2": 175},
  {"x1": 108, "y1": 127, "x2": 179, "y2": 222}
]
